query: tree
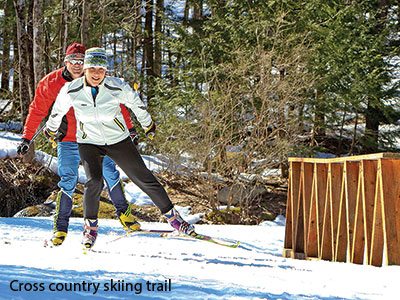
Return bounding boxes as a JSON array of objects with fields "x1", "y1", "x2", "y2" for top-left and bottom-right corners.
[
  {"x1": 33, "y1": 0, "x2": 45, "y2": 85},
  {"x1": 1, "y1": 0, "x2": 13, "y2": 95},
  {"x1": 12, "y1": 18, "x2": 19, "y2": 101},
  {"x1": 154, "y1": 0, "x2": 163, "y2": 77},
  {"x1": 14, "y1": 0, "x2": 35, "y2": 123},
  {"x1": 143, "y1": 0, "x2": 154, "y2": 78},
  {"x1": 155, "y1": 1, "x2": 314, "y2": 175},
  {"x1": 363, "y1": 0, "x2": 398, "y2": 152},
  {"x1": 81, "y1": 0, "x2": 90, "y2": 45},
  {"x1": 307, "y1": 0, "x2": 399, "y2": 154},
  {"x1": 59, "y1": 0, "x2": 69, "y2": 62}
]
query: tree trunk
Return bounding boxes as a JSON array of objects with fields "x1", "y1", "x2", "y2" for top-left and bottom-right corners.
[
  {"x1": 27, "y1": 0, "x2": 34, "y2": 92},
  {"x1": 113, "y1": 31, "x2": 117, "y2": 75},
  {"x1": 166, "y1": 29, "x2": 174, "y2": 85},
  {"x1": 193, "y1": 0, "x2": 202, "y2": 19},
  {"x1": 192, "y1": 0, "x2": 203, "y2": 33},
  {"x1": 1, "y1": 0, "x2": 13, "y2": 94},
  {"x1": 12, "y1": 21, "x2": 19, "y2": 100},
  {"x1": 44, "y1": 22, "x2": 51, "y2": 74},
  {"x1": 144, "y1": 0, "x2": 154, "y2": 78},
  {"x1": 154, "y1": 0, "x2": 163, "y2": 77},
  {"x1": 363, "y1": 99, "x2": 380, "y2": 153},
  {"x1": 313, "y1": 88, "x2": 326, "y2": 142},
  {"x1": 13, "y1": 0, "x2": 34, "y2": 124},
  {"x1": 143, "y1": 0, "x2": 155, "y2": 101},
  {"x1": 129, "y1": 37, "x2": 137, "y2": 77},
  {"x1": 132, "y1": 0, "x2": 142, "y2": 80},
  {"x1": 33, "y1": 0, "x2": 45, "y2": 86},
  {"x1": 59, "y1": 0, "x2": 68, "y2": 64},
  {"x1": 81, "y1": 0, "x2": 90, "y2": 45},
  {"x1": 183, "y1": 0, "x2": 189, "y2": 25},
  {"x1": 121, "y1": 38, "x2": 125, "y2": 76},
  {"x1": 279, "y1": 68, "x2": 289, "y2": 178},
  {"x1": 144, "y1": 1, "x2": 154, "y2": 76}
]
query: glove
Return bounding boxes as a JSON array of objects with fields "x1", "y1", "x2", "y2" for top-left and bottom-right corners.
[
  {"x1": 17, "y1": 138, "x2": 31, "y2": 155},
  {"x1": 129, "y1": 127, "x2": 139, "y2": 145},
  {"x1": 44, "y1": 127, "x2": 59, "y2": 148},
  {"x1": 144, "y1": 121, "x2": 156, "y2": 140}
]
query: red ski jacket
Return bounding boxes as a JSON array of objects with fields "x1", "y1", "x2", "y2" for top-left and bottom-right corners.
[{"x1": 22, "y1": 67, "x2": 134, "y2": 142}]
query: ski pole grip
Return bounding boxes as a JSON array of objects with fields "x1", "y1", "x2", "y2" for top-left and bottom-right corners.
[{"x1": 51, "y1": 139, "x2": 58, "y2": 148}]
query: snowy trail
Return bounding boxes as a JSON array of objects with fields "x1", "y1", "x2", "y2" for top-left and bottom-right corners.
[{"x1": 1, "y1": 217, "x2": 399, "y2": 299}]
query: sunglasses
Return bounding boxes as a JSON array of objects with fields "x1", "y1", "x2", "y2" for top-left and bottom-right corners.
[{"x1": 67, "y1": 59, "x2": 84, "y2": 65}]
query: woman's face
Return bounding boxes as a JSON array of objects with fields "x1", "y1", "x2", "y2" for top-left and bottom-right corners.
[{"x1": 85, "y1": 67, "x2": 106, "y2": 86}]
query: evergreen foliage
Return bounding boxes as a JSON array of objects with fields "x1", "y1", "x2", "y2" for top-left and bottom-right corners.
[
  {"x1": 1, "y1": 0, "x2": 399, "y2": 165},
  {"x1": 306, "y1": 0, "x2": 400, "y2": 153}
]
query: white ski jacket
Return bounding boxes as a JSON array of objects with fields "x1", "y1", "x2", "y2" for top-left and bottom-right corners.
[{"x1": 46, "y1": 76, "x2": 152, "y2": 145}]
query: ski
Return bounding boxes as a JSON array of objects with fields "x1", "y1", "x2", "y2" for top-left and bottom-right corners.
[
  {"x1": 43, "y1": 239, "x2": 93, "y2": 254},
  {"x1": 45, "y1": 229, "x2": 240, "y2": 249},
  {"x1": 106, "y1": 228, "x2": 174, "y2": 244},
  {"x1": 161, "y1": 231, "x2": 240, "y2": 248}
]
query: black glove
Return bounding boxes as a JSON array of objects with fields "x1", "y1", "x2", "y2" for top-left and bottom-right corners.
[
  {"x1": 129, "y1": 127, "x2": 139, "y2": 145},
  {"x1": 17, "y1": 138, "x2": 31, "y2": 155},
  {"x1": 144, "y1": 121, "x2": 156, "y2": 140}
]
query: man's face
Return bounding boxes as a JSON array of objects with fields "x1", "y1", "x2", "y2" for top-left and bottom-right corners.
[
  {"x1": 65, "y1": 54, "x2": 84, "y2": 79},
  {"x1": 85, "y1": 67, "x2": 106, "y2": 87}
]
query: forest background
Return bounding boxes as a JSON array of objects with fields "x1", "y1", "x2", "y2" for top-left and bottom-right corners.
[{"x1": 0, "y1": 0, "x2": 399, "y2": 223}]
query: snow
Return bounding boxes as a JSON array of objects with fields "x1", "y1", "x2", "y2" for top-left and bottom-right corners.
[
  {"x1": 1, "y1": 130, "x2": 400, "y2": 299},
  {"x1": 0, "y1": 217, "x2": 399, "y2": 299},
  {"x1": 0, "y1": 100, "x2": 14, "y2": 115},
  {"x1": 0, "y1": 131, "x2": 21, "y2": 158}
]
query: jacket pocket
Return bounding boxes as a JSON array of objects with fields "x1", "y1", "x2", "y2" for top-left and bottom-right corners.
[{"x1": 113, "y1": 118, "x2": 126, "y2": 132}]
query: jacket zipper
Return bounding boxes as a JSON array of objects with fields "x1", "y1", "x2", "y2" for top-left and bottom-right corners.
[{"x1": 91, "y1": 86, "x2": 108, "y2": 145}]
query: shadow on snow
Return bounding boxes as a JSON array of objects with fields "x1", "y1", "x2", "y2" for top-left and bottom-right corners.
[{"x1": 0, "y1": 265, "x2": 351, "y2": 300}]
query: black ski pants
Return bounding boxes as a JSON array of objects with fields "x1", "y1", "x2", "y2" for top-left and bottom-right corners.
[{"x1": 78, "y1": 137, "x2": 173, "y2": 219}]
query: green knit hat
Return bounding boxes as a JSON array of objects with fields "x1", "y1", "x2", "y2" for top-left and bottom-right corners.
[{"x1": 83, "y1": 47, "x2": 108, "y2": 70}]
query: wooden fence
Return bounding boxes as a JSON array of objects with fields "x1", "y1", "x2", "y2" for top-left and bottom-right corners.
[{"x1": 283, "y1": 153, "x2": 400, "y2": 267}]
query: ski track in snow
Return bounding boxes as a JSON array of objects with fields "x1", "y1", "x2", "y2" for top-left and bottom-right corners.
[{"x1": 1, "y1": 217, "x2": 399, "y2": 300}]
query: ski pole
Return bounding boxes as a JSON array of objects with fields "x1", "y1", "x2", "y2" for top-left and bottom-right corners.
[
  {"x1": 30, "y1": 123, "x2": 57, "y2": 148},
  {"x1": 29, "y1": 123, "x2": 47, "y2": 145}
]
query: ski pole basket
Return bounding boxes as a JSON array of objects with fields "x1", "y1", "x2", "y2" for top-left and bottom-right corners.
[{"x1": 283, "y1": 153, "x2": 400, "y2": 267}]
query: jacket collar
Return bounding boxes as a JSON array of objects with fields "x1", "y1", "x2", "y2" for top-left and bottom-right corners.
[
  {"x1": 84, "y1": 76, "x2": 106, "y2": 88},
  {"x1": 61, "y1": 67, "x2": 74, "y2": 82}
]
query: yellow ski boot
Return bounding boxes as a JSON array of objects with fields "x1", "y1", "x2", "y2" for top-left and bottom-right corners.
[
  {"x1": 119, "y1": 205, "x2": 141, "y2": 231},
  {"x1": 50, "y1": 231, "x2": 67, "y2": 246}
]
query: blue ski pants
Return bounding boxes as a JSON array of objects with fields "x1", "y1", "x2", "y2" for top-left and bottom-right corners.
[
  {"x1": 57, "y1": 142, "x2": 121, "y2": 196},
  {"x1": 54, "y1": 142, "x2": 127, "y2": 232}
]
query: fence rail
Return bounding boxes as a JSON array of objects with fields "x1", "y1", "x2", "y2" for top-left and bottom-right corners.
[{"x1": 283, "y1": 153, "x2": 400, "y2": 267}]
